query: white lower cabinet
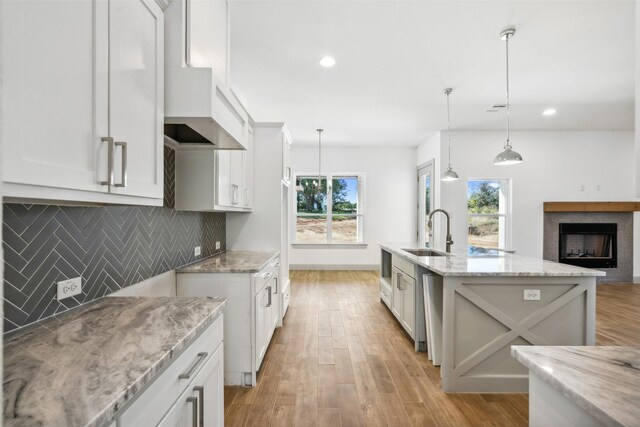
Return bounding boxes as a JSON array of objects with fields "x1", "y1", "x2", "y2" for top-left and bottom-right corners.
[
  {"x1": 114, "y1": 314, "x2": 224, "y2": 426},
  {"x1": 391, "y1": 258, "x2": 416, "y2": 339},
  {"x1": 255, "y1": 275, "x2": 279, "y2": 369},
  {"x1": 177, "y1": 257, "x2": 280, "y2": 386},
  {"x1": 158, "y1": 344, "x2": 224, "y2": 427}
]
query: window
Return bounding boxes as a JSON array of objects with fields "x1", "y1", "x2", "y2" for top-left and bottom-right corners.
[
  {"x1": 295, "y1": 174, "x2": 365, "y2": 244},
  {"x1": 467, "y1": 179, "x2": 510, "y2": 249}
]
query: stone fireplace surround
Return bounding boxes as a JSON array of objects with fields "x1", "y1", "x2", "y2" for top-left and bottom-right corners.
[{"x1": 543, "y1": 205, "x2": 634, "y2": 282}]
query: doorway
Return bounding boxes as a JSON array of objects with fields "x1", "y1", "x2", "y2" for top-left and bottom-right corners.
[{"x1": 417, "y1": 161, "x2": 435, "y2": 246}]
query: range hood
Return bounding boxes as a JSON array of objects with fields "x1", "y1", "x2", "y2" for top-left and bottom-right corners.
[{"x1": 164, "y1": 0, "x2": 247, "y2": 150}]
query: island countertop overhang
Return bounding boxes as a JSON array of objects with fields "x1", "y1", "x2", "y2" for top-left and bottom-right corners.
[{"x1": 379, "y1": 242, "x2": 606, "y2": 277}]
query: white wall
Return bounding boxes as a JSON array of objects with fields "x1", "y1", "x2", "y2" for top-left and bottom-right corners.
[
  {"x1": 418, "y1": 131, "x2": 635, "y2": 259},
  {"x1": 290, "y1": 146, "x2": 416, "y2": 268}
]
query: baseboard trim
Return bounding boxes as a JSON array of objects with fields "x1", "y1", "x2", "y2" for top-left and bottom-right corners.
[{"x1": 290, "y1": 264, "x2": 379, "y2": 271}]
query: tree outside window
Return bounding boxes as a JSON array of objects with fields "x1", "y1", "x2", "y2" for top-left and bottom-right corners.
[
  {"x1": 467, "y1": 179, "x2": 510, "y2": 249},
  {"x1": 295, "y1": 174, "x2": 364, "y2": 244}
]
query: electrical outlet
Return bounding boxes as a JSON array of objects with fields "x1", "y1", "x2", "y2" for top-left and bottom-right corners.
[
  {"x1": 524, "y1": 289, "x2": 541, "y2": 301},
  {"x1": 215, "y1": 241, "x2": 221, "y2": 250},
  {"x1": 57, "y1": 277, "x2": 82, "y2": 300},
  {"x1": 194, "y1": 246, "x2": 201, "y2": 256}
]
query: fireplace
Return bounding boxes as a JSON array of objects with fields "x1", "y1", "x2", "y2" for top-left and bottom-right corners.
[{"x1": 559, "y1": 223, "x2": 617, "y2": 268}]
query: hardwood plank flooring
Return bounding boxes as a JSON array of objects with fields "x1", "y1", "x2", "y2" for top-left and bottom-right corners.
[{"x1": 225, "y1": 271, "x2": 640, "y2": 426}]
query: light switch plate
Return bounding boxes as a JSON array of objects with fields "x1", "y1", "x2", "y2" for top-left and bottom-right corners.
[
  {"x1": 215, "y1": 241, "x2": 221, "y2": 250},
  {"x1": 524, "y1": 289, "x2": 541, "y2": 301},
  {"x1": 57, "y1": 277, "x2": 82, "y2": 300},
  {"x1": 194, "y1": 246, "x2": 201, "y2": 256}
]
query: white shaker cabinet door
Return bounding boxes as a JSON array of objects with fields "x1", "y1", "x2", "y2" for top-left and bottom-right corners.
[
  {"x1": 215, "y1": 150, "x2": 234, "y2": 207},
  {"x1": 2, "y1": 0, "x2": 110, "y2": 193},
  {"x1": 158, "y1": 344, "x2": 225, "y2": 427},
  {"x1": 401, "y1": 274, "x2": 415, "y2": 339},
  {"x1": 108, "y1": 0, "x2": 163, "y2": 200}
]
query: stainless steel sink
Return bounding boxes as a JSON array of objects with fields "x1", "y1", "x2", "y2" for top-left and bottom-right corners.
[{"x1": 402, "y1": 249, "x2": 447, "y2": 257}]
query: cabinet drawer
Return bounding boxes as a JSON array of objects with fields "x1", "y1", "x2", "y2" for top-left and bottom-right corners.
[
  {"x1": 253, "y1": 257, "x2": 279, "y2": 294},
  {"x1": 380, "y1": 284, "x2": 391, "y2": 306},
  {"x1": 117, "y1": 314, "x2": 223, "y2": 427},
  {"x1": 392, "y1": 254, "x2": 415, "y2": 279}
]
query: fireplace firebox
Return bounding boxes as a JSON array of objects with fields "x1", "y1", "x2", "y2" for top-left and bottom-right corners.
[{"x1": 559, "y1": 223, "x2": 617, "y2": 268}]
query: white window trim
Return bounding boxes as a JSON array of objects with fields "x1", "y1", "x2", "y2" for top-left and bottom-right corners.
[
  {"x1": 293, "y1": 172, "x2": 366, "y2": 246},
  {"x1": 466, "y1": 177, "x2": 512, "y2": 250}
]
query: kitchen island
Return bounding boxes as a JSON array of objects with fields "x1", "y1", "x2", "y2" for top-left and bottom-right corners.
[
  {"x1": 379, "y1": 242, "x2": 605, "y2": 393},
  {"x1": 512, "y1": 345, "x2": 640, "y2": 427}
]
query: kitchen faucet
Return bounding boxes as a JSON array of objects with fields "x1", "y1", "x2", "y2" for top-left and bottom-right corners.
[{"x1": 427, "y1": 209, "x2": 454, "y2": 253}]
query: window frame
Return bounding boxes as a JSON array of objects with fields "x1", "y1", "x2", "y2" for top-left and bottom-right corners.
[
  {"x1": 293, "y1": 172, "x2": 366, "y2": 247},
  {"x1": 466, "y1": 178, "x2": 512, "y2": 250}
]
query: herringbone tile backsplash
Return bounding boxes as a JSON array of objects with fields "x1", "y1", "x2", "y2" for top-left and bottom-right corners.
[{"x1": 3, "y1": 146, "x2": 226, "y2": 332}]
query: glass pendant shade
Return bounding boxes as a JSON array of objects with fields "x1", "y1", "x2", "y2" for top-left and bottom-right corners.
[
  {"x1": 494, "y1": 146, "x2": 523, "y2": 165},
  {"x1": 442, "y1": 166, "x2": 459, "y2": 181}
]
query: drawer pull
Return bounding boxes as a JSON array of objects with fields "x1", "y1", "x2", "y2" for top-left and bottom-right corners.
[
  {"x1": 266, "y1": 286, "x2": 272, "y2": 307},
  {"x1": 179, "y1": 352, "x2": 208, "y2": 380},
  {"x1": 187, "y1": 396, "x2": 198, "y2": 427},
  {"x1": 261, "y1": 272, "x2": 272, "y2": 279},
  {"x1": 193, "y1": 386, "x2": 204, "y2": 427}
]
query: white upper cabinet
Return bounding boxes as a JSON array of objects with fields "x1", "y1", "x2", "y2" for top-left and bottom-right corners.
[
  {"x1": 282, "y1": 129, "x2": 292, "y2": 185},
  {"x1": 242, "y1": 126, "x2": 254, "y2": 208},
  {"x1": 2, "y1": 0, "x2": 109, "y2": 196},
  {"x1": 164, "y1": 0, "x2": 248, "y2": 150},
  {"x1": 174, "y1": 143, "x2": 252, "y2": 212},
  {"x1": 185, "y1": 0, "x2": 228, "y2": 84},
  {"x1": 1, "y1": 0, "x2": 163, "y2": 205},
  {"x1": 108, "y1": 0, "x2": 164, "y2": 200}
]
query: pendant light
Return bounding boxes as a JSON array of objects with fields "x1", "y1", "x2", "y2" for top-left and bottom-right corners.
[
  {"x1": 441, "y1": 88, "x2": 459, "y2": 182},
  {"x1": 315, "y1": 129, "x2": 323, "y2": 194},
  {"x1": 494, "y1": 27, "x2": 523, "y2": 166}
]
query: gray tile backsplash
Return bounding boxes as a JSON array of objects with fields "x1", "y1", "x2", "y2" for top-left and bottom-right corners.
[{"x1": 3, "y1": 146, "x2": 225, "y2": 332}]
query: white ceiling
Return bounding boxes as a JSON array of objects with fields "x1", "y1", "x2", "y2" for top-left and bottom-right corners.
[{"x1": 229, "y1": 1, "x2": 635, "y2": 147}]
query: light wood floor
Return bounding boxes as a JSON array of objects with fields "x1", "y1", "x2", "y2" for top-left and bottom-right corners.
[{"x1": 224, "y1": 271, "x2": 640, "y2": 427}]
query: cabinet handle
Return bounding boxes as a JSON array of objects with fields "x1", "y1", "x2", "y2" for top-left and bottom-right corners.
[
  {"x1": 266, "y1": 286, "x2": 272, "y2": 307},
  {"x1": 100, "y1": 137, "x2": 114, "y2": 186},
  {"x1": 274, "y1": 277, "x2": 278, "y2": 295},
  {"x1": 114, "y1": 141, "x2": 127, "y2": 188},
  {"x1": 232, "y1": 184, "x2": 239, "y2": 205},
  {"x1": 193, "y1": 386, "x2": 204, "y2": 427},
  {"x1": 179, "y1": 352, "x2": 208, "y2": 379},
  {"x1": 261, "y1": 272, "x2": 272, "y2": 279},
  {"x1": 187, "y1": 397, "x2": 198, "y2": 427},
  {"x1": 397, "y1": 273, "x2": 403, "y2": 291}
]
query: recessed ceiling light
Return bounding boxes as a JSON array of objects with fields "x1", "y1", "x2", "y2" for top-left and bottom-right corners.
[
  {"x1": 542, "y1": 108, "x2": 557, "y2": 116},
  {"x1": 319, "y1": 57, "x2": 336, "y2": 67}
]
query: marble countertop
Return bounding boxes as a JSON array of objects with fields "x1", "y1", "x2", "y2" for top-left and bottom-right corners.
[
  {"x1": 3, "y1": 296, "x2": 227, "y2": 427},
  {"x1": 379, "y1": 242, "x2": 605, "y2": 277},
  {"x1": 176, "y1": 250, "x2": 280, "y2": 273},
  {"x1": 512, "y1": 346, "x2": 640, "y2": 427}
]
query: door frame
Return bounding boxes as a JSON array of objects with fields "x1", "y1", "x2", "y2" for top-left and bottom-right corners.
[{"x1": 417, "y1": 160, "x2": 435, "y2": 246}]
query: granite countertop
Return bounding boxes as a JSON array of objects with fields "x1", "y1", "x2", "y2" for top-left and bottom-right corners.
[
  {"x1": 379, "y1": 242, "x2": 605, "y2": 277},
  {"x1": 512, "y1": 346, "x2": 640, "y2": 427},
  {"x1": 3, "y1": 296, "x2": 227, "y2": 427},
  {"x1": 176, "y1": 250, "x2": 280, "y2": 273}
]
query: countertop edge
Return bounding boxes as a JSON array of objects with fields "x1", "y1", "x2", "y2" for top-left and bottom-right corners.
[
  {"x1": 510, "y1": 346, "x2": 623, "y2": 427},
  {"x1": 89, "y1": 298, "x2": 228, "y2": 427},
  {"x1": 176, "y1": 251, "x2": 280, "y2": 274},
  {"x1": 379, "y1": 243, "x2": 606, "y2": 277}
]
